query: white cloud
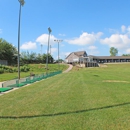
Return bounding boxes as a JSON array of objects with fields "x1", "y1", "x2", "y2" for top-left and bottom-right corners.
[
  {"x1": 118, "y1": 51, "x2": 123, "y2": 56},
  {"x1": 21, "y1": 41, "x2": 37, "y2": 50},
  {"x1": 100, "y1": 34, "x2": 130, "y2": 49},
  {"x1": 51, "y1": 48, "x2": 57, "y2": 54},
  {"x1": 60, "y1": 43, "x2": 65, "y2": 47},
  {"x1": 109, "y1": 28, "x2": 119, "y2": 33},
  {"x1": 66, "y1": 32, "x2": 103, "y2": 45},
  {"x1": 126, "y1": 48, "x2": 130, "y2": 53},
  {"x1": 88, "y1": 50, "x2": 99, "y2": 55},
  {"x1": 121, "y1": 25, "x2": 126, "y2": 33},
  {"x1": 65, "y1": 52, "x2": 71, "y2": 57},
  {"x1": 36, "y1": 34, "x2": 57, "y2": 45},
  {"x1": 59, "y1": 33, "x2": 66, "y2": 36},
  {"x1": 121, "y1": 25, "x2": 130, "y2": 34},
  {"x1": 127, "y1": 26, "x2": 130, "y2": 33},
  {"x1": 59, "y1": 52, "x2": 71, "y2": 59},
  {"x1": 100, "y1": 25, "x2": 130, "y2": 55},
  {"x1": 0, "y1": 29, "x2": 2, "y2": 34},
  {"x1": 59, "y1": 52, "x2": 71, "y2": 58},
  {"x1": 88, "y1": 46, "x2": 97, "y2": 50},
  {"x1": 87, "y1": 46, "x2": 99, "y2": 55}
]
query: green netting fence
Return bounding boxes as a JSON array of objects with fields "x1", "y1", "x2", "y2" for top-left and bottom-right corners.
[
  {"x1": 1, "y1": 71, "x2": 62, "y2": 89},
  {"x1": 0, "y1": 87, "x2": 13, "y2": 93}
]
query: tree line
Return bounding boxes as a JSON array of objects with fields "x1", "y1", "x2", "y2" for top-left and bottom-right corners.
[
  {"x1": 110, "y1": 47, "x2": 130, "y2": 56},
  {"x1": 1, "y1": 38, "x2": 130, "y2": 66},
  {"x1": 0, "y1": 38, "x2": 54, "y2": 65},
  {"x1": 20, "y1": 51, "x2": 53, "y2": 65}
]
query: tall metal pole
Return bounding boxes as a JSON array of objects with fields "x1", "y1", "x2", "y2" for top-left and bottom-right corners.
[
  {"x1": 58, "y1": 41, "x2": 60, "y2": 71},
  {"x1": 18, "y1": 3, "x2": 21, "y2": 80},
  {"x1": 18, "y1": 0, "x2": 25, "y2": 80},
  {"x1": 54, "y1": 39, "x2": 63, "y2": 71},
  {"x1": 50, "y1": 45, "x2": 51, "y2": 55},
  {"x1": 46, "y1": 27, "x2": 52, "y2": 74}
]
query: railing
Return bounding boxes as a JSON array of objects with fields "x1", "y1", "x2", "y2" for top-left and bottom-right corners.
[{"x1": 2, "y1": 71, "x2": 62, "y2": 88}]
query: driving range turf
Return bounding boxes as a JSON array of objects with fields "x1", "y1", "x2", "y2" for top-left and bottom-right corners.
[{"x1": 0, "y1": 63, "x2": 130, "y2": 130}]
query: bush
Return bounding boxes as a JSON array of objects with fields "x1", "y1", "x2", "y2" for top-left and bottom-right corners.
[
  {"x1": 9, "y1": 68, "x2": 13, "y2": 73},
  {"x1": 0, "y1": 64, "x2": 30, "y2": 73},
  {"x1": 0, "y1": 68, "x2": 4, "y2": 74},
  {"x1": 0, "y1": 64, "x2": 18, "y2": 73},
  {"x1": 20, "y1": 65, "x2": 30, "y2": 72},
  {"x1": 13, "y1": 68, "x2": 18, "y2": 72}
]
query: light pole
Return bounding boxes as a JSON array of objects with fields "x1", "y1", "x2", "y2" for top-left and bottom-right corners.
[
  {"x1": 46, "y1": 27, "x2": 52, "y2": 74},
  {"x1": 50, "y1": 45, "x2": 51, "y2": 55},
  {"x1": 18, "y1": 0, "x2": 25, "y2": 80},
  {"x1": 54, "y1": 39, "x2": 63, "y2": 71}
]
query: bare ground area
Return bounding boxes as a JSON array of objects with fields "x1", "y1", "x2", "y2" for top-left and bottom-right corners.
[
  {"x1": 99, "y1": 64, "x2": 108, "y2": 67},
  {"x1": 63, "y1": 64, "x2": 73, "y2": 73},
  {"x1": 103, "y1": 80, "x2": 130, "y2": 83}
]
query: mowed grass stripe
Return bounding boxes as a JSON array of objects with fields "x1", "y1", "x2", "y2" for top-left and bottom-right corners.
[{"x1": 0, "y1": 64, "x2": 130, "y2": 130}]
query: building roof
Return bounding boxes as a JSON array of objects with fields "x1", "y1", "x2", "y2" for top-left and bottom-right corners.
[
  {"x1": 74, "y1": 51, "x2": 87, "y2": 57},
  {"x1": 66, "y1": 51, "x2": 87, "y2": 59},
  {"x1": 89, "y1": 55, "x2": 130, "y2": 59}
]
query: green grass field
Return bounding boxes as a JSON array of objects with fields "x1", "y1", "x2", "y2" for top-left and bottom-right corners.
[
  {"x1": 0, "y1": 64, "x2": 68, "y2": 82},
  {"x1": 0, "y1": 63, "x2": 130, "y2": 130}
]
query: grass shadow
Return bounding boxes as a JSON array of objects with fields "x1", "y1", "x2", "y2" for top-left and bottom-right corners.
[
  {"x1": 93, "y1": 75, "x2": 99, "y2": 77},
  {"x1": 0, "y1": 102, "x2": 130, "y2": 119}
]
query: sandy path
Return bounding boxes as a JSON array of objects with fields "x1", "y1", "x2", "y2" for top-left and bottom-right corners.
[{"x1": 63, "y1": 64, "x2": 73, "y2": 73}]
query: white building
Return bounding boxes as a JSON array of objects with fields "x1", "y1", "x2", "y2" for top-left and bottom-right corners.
[{"x1": 65, "y1": 51, "x2": 88, "y2": 63}]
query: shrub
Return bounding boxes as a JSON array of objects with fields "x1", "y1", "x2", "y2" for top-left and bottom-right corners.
[
  {"x1": 20, "y1": 65, "x2": 30, "y2": 72},
  {"x1": 0, "y1": 68, "x2": 4, "y2": 74},
  {"x1": 13, "y1": 68, "x2": 18, "y2": 72},
  {"x1": 9, "y1": 68, "x2": 13, "y2": 73}
]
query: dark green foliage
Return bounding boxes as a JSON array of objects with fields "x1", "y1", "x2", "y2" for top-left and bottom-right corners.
[
  {"x1": 20, "y1": 51, "x2": 54, "y2": 64},
  {"x1": 0, "y1": 38, "x2": 17, "y2": 65},
  {"x1": 122, "y1": 54, "x2": 130, "y2": 56},
  {"x1": 0, "y1": 68, "x2": 4, "y2": 74},
  {"x1": 0, "y1": 38, "x2": 54, "y2": 65},
  {"x1": 0, "y1": 64, "x2": 14, "y2": 73},
  {"x1": 110, "y1": 47, "x2": 118, "y2": 56},
  {"x1": 20, "y1": 65, "x2": 30, "y2": 72},
  {"x1": 0, "y1": 64, "x2": 30, "y2": 73},
  {"x1": 54, "y1": 58, "x2": 64, "y2": 63}
]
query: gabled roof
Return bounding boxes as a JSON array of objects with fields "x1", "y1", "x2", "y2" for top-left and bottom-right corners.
[
  {"x1": 66, "y1": 51, "x2": 87, "y2": 59},
  {"x1": 74, "y1": 51, "x2": 87, "y2": 57}
]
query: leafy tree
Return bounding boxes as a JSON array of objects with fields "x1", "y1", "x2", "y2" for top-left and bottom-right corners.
[
  {"x1": 20, "y1": 51, "x2": 28, "y2": 64},
  {"x1": 0, "y1": 38, "x2": 54, "y2": 65},
  {"x1": 29, "y1": 52, "x2": 37, "y2": 63},
  {"x1": 110, "y1": 47, "x2": 118, "y2": 56},
  {"x1": 21, "y1": 51, "x2": 37, "y2": 64},
  {"x1": 0, "y1": 38, "x2": 17, "y2": 65},
  {"x1": 41, "y1": 53, "x2": 54, "y2": 63},
  {"x1": 37, "y1": 53, "x2": 42, "y2": 63},
  {"x1": 55, "y1": 59, "x2": 64, "y2": 63},
  {"x1": 122, "y1": 54, "x2": 130, "y2": 56},
  {"x1": 20, "y1": 51, "x2": 54, "y2": 64}
]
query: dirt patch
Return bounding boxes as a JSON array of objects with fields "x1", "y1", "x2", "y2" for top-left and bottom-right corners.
[
  {"x1": 63, "y1": 64, "x2": 73, "y2": 73},
  {"x1": 103, "y1": 80, "x2": 129, "y2": 83},
  {"x1": 73, "y1": 66, "x2": 81, "y2": 71},
  {"x1": 99, "y1": 64, "x2": 108, "y2": 67}
]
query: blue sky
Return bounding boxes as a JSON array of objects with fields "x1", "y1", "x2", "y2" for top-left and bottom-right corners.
[{"x1": 1, "y1": 0, "x2": 130, "y2": 60}]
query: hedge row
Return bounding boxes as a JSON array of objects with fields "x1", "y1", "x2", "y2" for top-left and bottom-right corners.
[{"x1": 0, "y1": 64, "x2": 30, "y2": 74}]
